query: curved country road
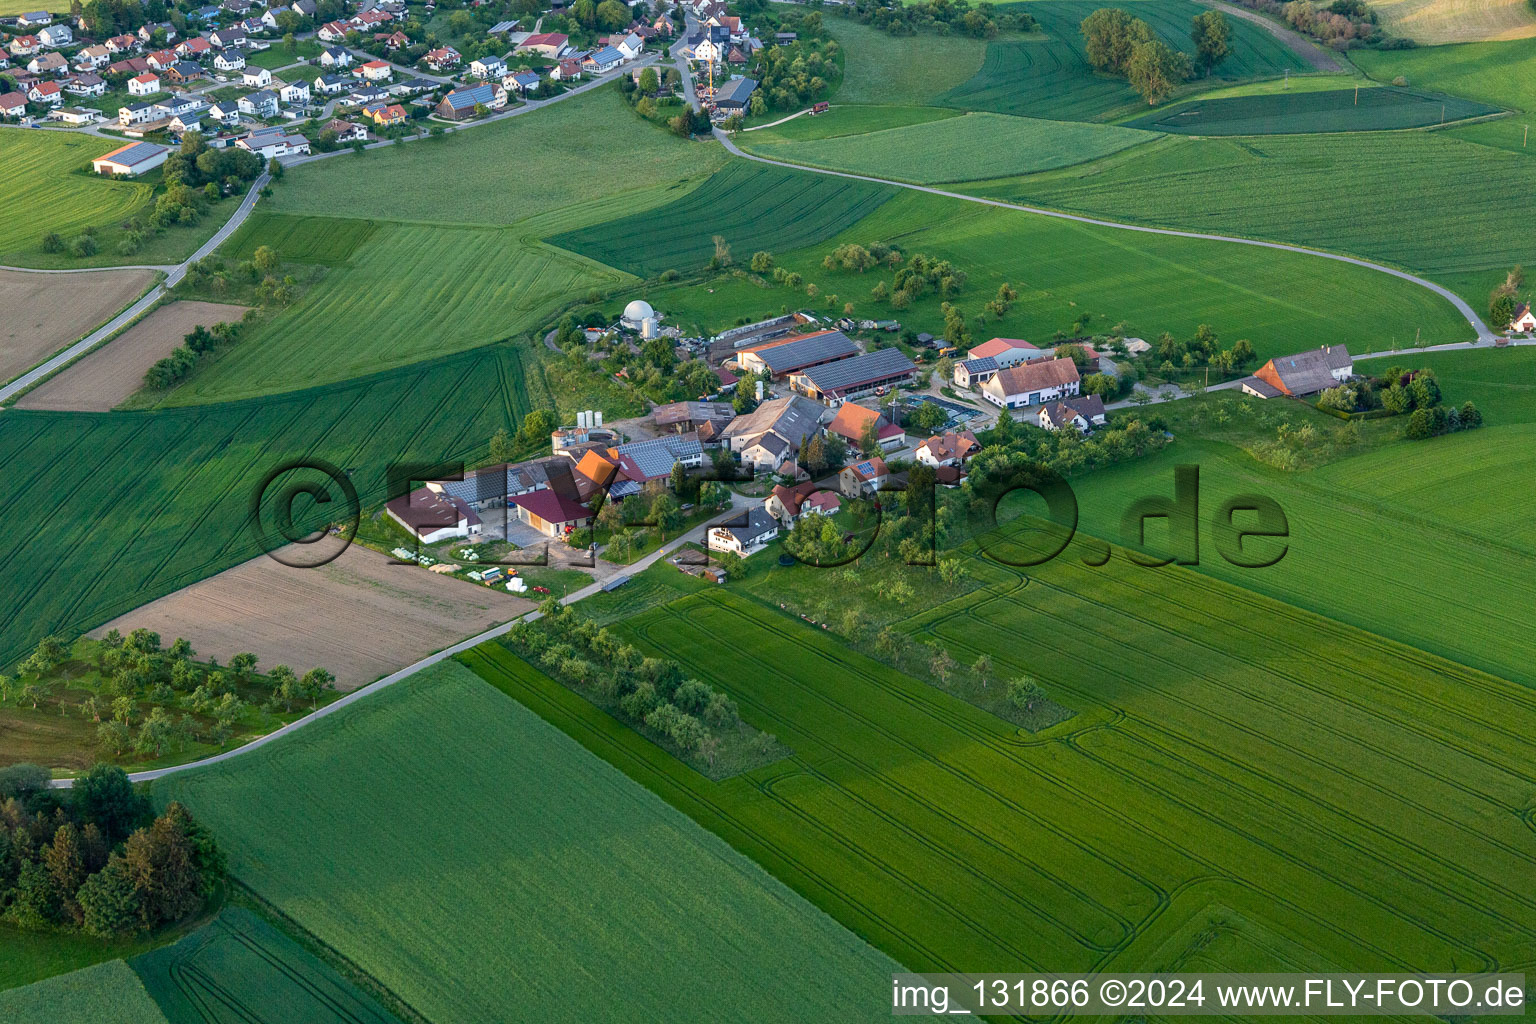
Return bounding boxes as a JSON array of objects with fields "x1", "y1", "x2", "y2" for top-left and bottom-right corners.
[
  {"x1": 0, "y1": 171, "x2": 269, "y2": 404},
  {"x1": 713, "y1": 132, "x2": 1494, "y2": 343}
]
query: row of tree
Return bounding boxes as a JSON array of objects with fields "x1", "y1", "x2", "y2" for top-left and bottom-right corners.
[
  {"x1": 143, "y1": 317, "x2": 247, "y2": 390},
  {"x1": 0, "y1": 764, "x2": 222, "y2": 938}
]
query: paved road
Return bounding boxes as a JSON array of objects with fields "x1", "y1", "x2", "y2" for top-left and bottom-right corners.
[
  {"x1": 0, "y1": 171, "x2": 269, "y2": 404},
  {"x1": 47, "y1": 495, "x2": 751, "y2": 788},
  {"x1": 714, "y1": 131, "x2": 1495, "y2": 344}
]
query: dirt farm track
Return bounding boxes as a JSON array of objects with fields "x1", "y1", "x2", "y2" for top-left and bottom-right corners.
[
  {"x1": 16, "y1": 300, "x2": 250, "y2": 412},
  {"x1": 91, "y1": 545, "x2": 534, "y2": 690}
]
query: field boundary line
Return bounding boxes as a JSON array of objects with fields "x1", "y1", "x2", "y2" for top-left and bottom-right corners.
[{"x1": 712, "y1": 131, "x2": 1494, "y2": 343}]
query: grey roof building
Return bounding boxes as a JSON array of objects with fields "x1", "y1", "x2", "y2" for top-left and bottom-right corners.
[
  {"x1": 792, "y1": 348, "x2": 916, "y2": 404},
  {"x1": 712, "y1": 75, "x2": 756, "y2": 110}
]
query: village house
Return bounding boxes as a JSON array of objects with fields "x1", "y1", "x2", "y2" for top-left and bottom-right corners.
[
  {"x1": 213, "y1": 49, "x2": 247, "y2": 71},
  {"x1": 980, "y1": 357, "x2": 1081, "y2": 410},
  {"x1": 166, "y1": 60, "x2": 204, "y2": 84},
  {"x1": 708, "y1": 506, "x2": 779, "y2": 557},
  {"x1": 27, "y1": 51, "x2": 67, "y2": 75},
  {"x1": 317, "y1": 21, "x2": 351, "y2": 42},
  {"x1": 1509, "y1": 303, "x2": 1536, "y2": 333},
  {"x1": 434, "y1": 81, "x2": 504, "y2": 119},
  {"x1": 582, "y1": 45, "x2": 625, "y2": 73},
  {"x1": 8, "y1": 35, "x2": 42, "y2": 57},
  {"x1": 178, "y1": 36, "x2": 215, "y2": 57},
  {"x1": 423, "y1": 45, "x2": 460, "y2": 71},
  {"x1": 914, "y1": 430, "x2": 981, "y2": 469},
  {"x1": 27, "y1": 79, "x2": 62, "y2": 105},
  {"x1": 364, "y1": 101, "x2": 407, "y2": 126},
  {"x1": 503, "y1": 69, "x2": 540, "y2": 94},
  {"x1": 237, "y1": 88, "x2": 278, "y2": 117},
  {"x1": 320, "y1": 46, "x2": 352, "y2": 67},
  {"x1": 207, "y1": 99, "x2": 241, "y2": 124},
  {"x1": 75, "y1": 44, "x2": 112, "y2": 69},
  {"x1": 37, "y1": 24, "x2": 71, "y2": 47},
  {"x1": 1036, "y1": 395, "x2": 1107, "y2": 433},
  {"x1": 736, "y1": 329, "x2": 857, "y2": 378},
  {"x1": 65, "y1": 72, "x2": 107, "y2": 96},
  {"x1": 653, "y1": 401, "x2": 736, "y2": 438},
  {"x1": 50, "y1": 105, "x2": 101, "y2": 124},
  {"x1": 765, "y1": 481, "x2": 840, "y2": 525},
  {"x1": 16, "y1": 10, "x2": 51, "y2": 26},
  {"x1": 790, "y1": 348, "x2": 917, "y2": 405},
  {"x1": 323, "y1": 117, "x2": 368, "y2": 142},
  {"x1": 549, "y1": 58, "x2": 583, "y2": 81},
  {"x1": 825, "y1": 402, "x2": 905, "y2": 452},
  {"x1": 238, "y1": 125, "x2": 310, "y2": 158},
  {"x1": 118, "y1": 99, "x2": 158, "y2": 125},
  {"x1": 952, "y1": 356, "x2": 1000, "y2": 390},
  {"x1": 145, "y1": 47, "x2": 178, "y2": 70},
  {"x1": 1239, "y1": 345, "x2": 1353, "y2": 399},
  {"x1": 355, "y1": 58, "x2": 392, "y2": 81},
  {"x1": 615, "y1": 31, "x2": 644, "y2": 59},
  {"x1": 0, "y1": 93, "x2": 27, "y2": 118},
  {"x1": 106, "y1": 33, "x2": 140, "y2": 53},
  {"x1": 242, "y1": 65, "x2": 273, "y2": 87},
  {"x1": 138, "y1": 22, "x2": 177, "y2": 44},
  {"x1": 470, "y1": 54, "x2": 506, "y2": 79},
  {"x1": 838, "y1": 456, "x2": 889, "y2": 498},
  {"x1": 313, "y1": 72, "x2": 349, "y2": 94},
  {"x1": 107, "y1": 56, "x2": 150, "y2": 76},
  {"x1": 968, "y1": 337, "x2": 1039, "y2": 367},
  {"x1": 93, "y1": 140, "x2": 169, "y2": 176},
  {"x1": 386, "y1": 486, "x2": 482, "y2": 544},
  {"x1": 278, "y1": 78, "x2": 309, "y2": 105},
  {"x1": 721, "y1": 394, "x2": 828, "y2": 474},
  {"x1": 208, "y1": 29, "x2": 247, "y2": 51}
]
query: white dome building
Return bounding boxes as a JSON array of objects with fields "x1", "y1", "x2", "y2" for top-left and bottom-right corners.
[{"x1": 621, "y1": 299, "x2": 655, "y2": 329}]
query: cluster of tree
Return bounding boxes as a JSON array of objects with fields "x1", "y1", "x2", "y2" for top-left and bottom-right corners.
[
  {"x1": 863, "y1": 248, "x2": 968, "y2": 311},
  {"x1": 592, "y1": 478, "x2": 721, "y2": 558},
  {"x1": 144, "y1": 316, "x2": 247, "y2": 390},
  {"x1": 1, "y1": 632, "x2": 333, "y2": 758},
  {"x1": 489, "y1": 409, "x2": 558, "y2": 463},
  {"x1": 39, "y1": 224, "x2": 104, "y2": 260},
  {"x1": 1489, "y1": 265, "x2": 1525, "y2": 329},
  {"x1": 76, "y1": 0, "x2": 167, "y2": 37},
  {"x1": 1372, "y1": 365, "x2": 1441, "y2": 415},
  {"x1": 506, "y1": 603, "x2": 773, "y2": 772},
  {"x1": 1149, "y1": 324, "x2": 1255, "y2": 374},
  {"x1": 163, "y1": 133, "x2": 263, "y2": 202},
  {"x1": 569, "y1": 0, "x2": 637, "y2": 33},
  {"x1": 1225, "y1": 0, "x2": 1402, "y2": 48},
  {"x1": 751, "y1": 24, "x2": 840, "y2": 114},
  {"x1": 668, "y1": 105, "x2": 715, "y2": 138},
  {"x1": 972, "y1": 412, "x2": 1166, "y2": 478},
  {"x1": 0, "y1": 763, "x2": 222, "y2": 938},
  {"x1": 798, "y1": 429, "x2": 851, "y2": 476},
  {"x1": 1405, "y1": 401, "x2": 1482, "y2": 440},
  {"x1": 783, "y1": 502, "x2": 859, "y2": 566},
  {"x1": 1080, "y1": 8, "x2": 1229, "y2": 103},
  {"x1": 842, "y1": 0, "x2": 1037, "y2": 38},
  {"x1": 619, "y1": 65, "x2": 684, "y2": 121}
]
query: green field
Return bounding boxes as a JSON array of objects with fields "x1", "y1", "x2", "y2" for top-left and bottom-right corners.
[
  {"x1": 242, "y1": 39, "x2": 322, "y2": 70},
  {"x1": 0, "y1": 128, "x2": 152, "y2": 261},
  {"x1": 1124, "y1": 86, "x2": 1499, "y2": 134},
  {"x1": 154, "y1": 661, "x2": 899, "y2": 1024},
  {"x1": 0, "y1": 959, "x2": 169, "y2": 1024},
  {"x1": 164, "y1": 219, "x2": 620, "y2": 404},
  {"x1": 1355, "y1": 37, "x2": 1536, "y2": 112},
  {"x1": 547, "y1": 161, "x2": 896, "y2": 277},
  {"x1": 937, "y1": 0, "x2": 1309, "y2": 120},
  {"x1": 221, "y1": 211, "x2": 379, "y2": 265},
  {"x1": 0, "y1": 344, "x2": 537, "y2": 669},
  {"x1": 828, "y1": 19, "x2": 1000, "y2": 106},
  {"x1": 747, "y1": 104, "x2": 963, "y2": 142},
  {"x1": 740, "y1": 111, "x2": 1155, "y2": 183},
  {"x1": 266, "y1": 87, "x2": 727, "y2": 226},
  {"x1": 465, "y1": 578, "x2": 1536, "y2": 975},
  {"x1": 961, "y1": 130, "x2": 1536, "y2": 275},
  {"x1": 131, "y1": 909, "x2": 402, "y2": 1024},
  {"x1": 645, "y1": 188, "x2": 1471, "y2": 356}
]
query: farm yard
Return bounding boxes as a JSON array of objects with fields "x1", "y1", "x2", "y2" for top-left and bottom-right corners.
[
  {"x1": 0, "y1": 130, "x2": 153, "y2": 264},
  {"x1": 548, "y1": 162, "x2": 896, "y2": 277},
  {"x1": 738, "y1": 112, "x2": 1155, "y2": 183},
  {"x1": 159, "y1": 221, "x2": 616, "y2": 405},
  {"x1": 0, "y1": 268, "x2": 158, "y2": 387},
  {"x1": 960, "y1": 130, "x2": 1536, "y2": 276},
  {"x1": 0, "y1": 344, "x2": 537, "y2": 669},
  {"x1": 154, "y1": 661, "x2": 899, "y2": 1024},
  {"x1": 465, "y1": 572, "x2": 1536, "y2": 977},
  {"x1": 16, "y1": 301, "x2": 251, "y2": 413},
  {"x1": 1123, "y1": 86, "x2": 1498, "y2": 135},
  {"x1": 90, "y1": 544, "x2": 532, "y2": 691}
]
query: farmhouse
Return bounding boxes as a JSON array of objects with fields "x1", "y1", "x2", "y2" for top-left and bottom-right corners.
[
  {"x1": 825, "y1": 401, "x2": 904, "y2": 451},
  {"x1": 654, "y1": 401, "x2": 736, "y2": 436},
  {"x1": 386, "y1": 486, "x2": 482, "y2": 544},
  {"x1": 967, "y1": 337, "x2": 1039, "y2": 367},
  {"x1": 712, "y1": 75, "x2": 755, "y2": 112},
  {"x1": 517, "y1": 31, "x2": 569, "y2": 57},
  {"x1": 838, "y1": 456, "x2": 889, "y2": 498},
  {"x1": 737, "y1": 329, "x2": 857, "y2": 378},
  {"x1": 1036, "y1": 395, "x2": 1107, "y2": 433},
  {"x1": 435, "y1": 81, "x2": 505, "y2": 119},
  {"x1": 508, "y1": 488, "x2": 593, "y2": 539},
  {"x1": 1510, "y1": 303, "x2": 1536, "y2": 333},
  {"x1": 722, "y1": 394, "x2": 827, "y2": 473},
  {"x1": 980, "y1": 357, "x2": 1081, "y2": 409},
  {"x1": 1239, "y1": 345, "x2": 1353, "y2": 399},
  {"x1": 92, "y1": 140, "x2": 170, "y2": 176},
  {"x1": 606, "y1": 433, "x2": 705, "y2": 485},
  {"x1": 708, "y1": 506, "x2": 779, "y2": 557},
  {"x1": 765, "y1": 481, "x2": 840, "y2": 524},
  {"x1": 790, "y1": 347, "x2": 916, "y2": 405},
  {"x1": 914, "y1": 430, "x2": 980, "y2": 468},
  {"x1": 952, "y1": 357, "x2": 1001, "y2": 391}
]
